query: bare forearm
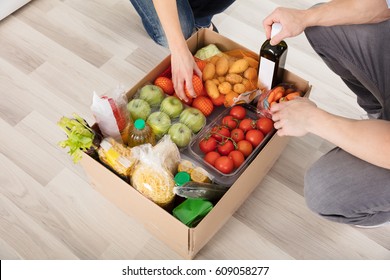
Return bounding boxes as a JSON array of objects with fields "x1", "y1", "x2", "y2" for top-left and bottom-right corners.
[
  {"x1": 152, "y1": 0, "x2": 188, "y2": 53},
  {"x1": 308, "y1": 109, "x2": 390, "y2": 169},
  {"x1": 303, "y1": 0, "x2": 390, "y2": 27}
]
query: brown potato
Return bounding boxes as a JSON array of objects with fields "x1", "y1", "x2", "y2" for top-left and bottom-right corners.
[
  {"x1": 228, "y1": 58, "x2": 249, "y2": 74},
  {"x1": 233, "y1": 83, "x2": 246, "y2": 94},
  {"x1": 218, "y1": 82, "x2": 232, "y2": 95},
  {"x1": 212, "y1": 78, "x2": 220, "y2": 85},
  {"x1": 243, "y1": 56, "x2": 259, "y2": 69},
  {"x1": 205, "y1": 79, "x2": 220, "y2": 99},
  {"x1": 243, "y1": 67, "x2": 257, "y2": 80},
  {"x1": 202, "y1": 63, "x2": 216, "y2": 81},
  {"x1": 215, "y1": 56, "x2": 229, "y2": 76},
  {"x1": 225, "y1": 73, "x2": 243, "y2": 84},
  {"x1": 217, "y1": 76, "x2": 225, "y2": 83}
]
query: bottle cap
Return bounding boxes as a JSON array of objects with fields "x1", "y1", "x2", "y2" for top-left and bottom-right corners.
[
  {"x1": 174, "y1": 171, "x2": 191, "y2": 186},
  {"x1": 134, "y1": 119, "x2": 145, "y2": 130},
  {"x1": 271, "y1": 23, "x2": 282, "y2": 39}
]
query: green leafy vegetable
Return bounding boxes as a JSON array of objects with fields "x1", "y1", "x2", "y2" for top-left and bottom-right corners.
[
  {"x1": 57, "y1": 113, "x2": 98, "y2": 163},
  {"x1": 194, "y1": 44, "x2": 222, "y2": 60}
]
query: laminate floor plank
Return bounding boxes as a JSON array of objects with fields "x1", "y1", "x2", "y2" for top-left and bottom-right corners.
[{"x1": 0, "y1": 0, "x2": 388, "y2": 260}]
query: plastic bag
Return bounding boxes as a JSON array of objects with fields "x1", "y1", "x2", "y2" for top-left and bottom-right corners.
[
  {"x1": 91, "y1": 85, "x2": 132, "y2": 144},
  {"x1": 256, "y1": 83, "x2": 302, "y2": 118},
  {"x1": 97, "y1": 138, "x2": 137, "y2": 181},
  {"x1": 130, "y1": 144, "x2": 175, "y2": 209},
  {"x1": 173, "y1": 181, "x2": 228, "y2": 201},
  {"x1": 202, "y1": 49, "x2": 261, "y2": 107},
  {"x1": 152, "y1": 135, "x2": 181, "y2": 175},
  {"x1": 173, "y1": 198, "x2": 213, "y2": 227}
]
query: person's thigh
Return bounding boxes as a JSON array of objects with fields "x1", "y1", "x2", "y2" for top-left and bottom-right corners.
[
  {"x1": 304, "y1": 147, "x2": 390, "y2": 226},
  {"x1": 129, "y1": 0, "x2": 195, "y2": 46},
  {"x1": 189, "y1": 0, "x2": 235, "y2": 27},
  {"x1": 305, "y1": 20, "x2": 390, "y2": 119}
]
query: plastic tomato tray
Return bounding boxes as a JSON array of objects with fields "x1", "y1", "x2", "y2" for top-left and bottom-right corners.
[{"x1": 187, "y1": 104, "x2": 274, "y2": 186}]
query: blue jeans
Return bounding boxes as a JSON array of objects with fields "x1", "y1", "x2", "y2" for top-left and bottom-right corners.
[{"x1": 129, "y1": 0, "x2": 235, "y2": 47}]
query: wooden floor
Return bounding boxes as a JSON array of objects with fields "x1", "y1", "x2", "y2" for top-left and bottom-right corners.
[{"x1": 0, "y1": 0, "x2": 389, "y2": 260}]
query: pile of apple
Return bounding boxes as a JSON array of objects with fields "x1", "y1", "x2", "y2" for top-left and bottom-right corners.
[
  {"x1": 197, "y1": 105, "x2": 274, "y2": 174},
  {"x1": 126, "y1": 84, "x2": 207, "y2": 148}
]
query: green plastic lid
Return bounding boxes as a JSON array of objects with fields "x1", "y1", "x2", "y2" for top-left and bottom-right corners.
[
  {"x1": 174, "y1": 171, "x2": 191, "y2": 186},
  {"x1": 134, "y1": 119, "x2": 145, "y2": 130}
]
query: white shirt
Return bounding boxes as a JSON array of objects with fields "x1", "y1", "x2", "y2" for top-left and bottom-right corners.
[{"x1": 387, "y1": 0, "x2": 390, "y2": 8}]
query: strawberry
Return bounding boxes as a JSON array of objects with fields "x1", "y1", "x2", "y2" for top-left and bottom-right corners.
[
  {"x1": 185, "y1": 75, "x2": 204, "y2": 98},
  {"x1": 154, "y1": 76, "x2": 174, "y2": 95},
  {"x1": 192, "y1": 96, "x2": 214, "y2": 117}
]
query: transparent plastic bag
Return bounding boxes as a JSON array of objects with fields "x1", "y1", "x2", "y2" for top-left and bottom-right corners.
[
  {"x1": 130, "y1": 144, "x2": 175, "y2": 209},
  {"x1": 91, "y1": 85, "x2": 132, "y2": 144},
  {"x1": 256, "y1": 83, "x2": 302, "y2": 118},
  {"x1": 203, "y1": 49, "x2": 261, "y2": 107}
]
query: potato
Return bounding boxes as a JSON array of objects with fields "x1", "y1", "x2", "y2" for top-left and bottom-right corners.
[
  {"x1": 228, "y1": 58, "x2": 249, "y2": 74},
  {"x1": 243, "y1": 67, "x2": 257, "y2": 80},
  {"x1": 205, "y1": 79, "x2": 220, "y2": 99},
  {"x1": 243, "y1": 56, "x2": 259, "y2": 69},
  {"x1": 242, "y1": 78, "x2": 257, "y2": 91},
  {"x1": 218, "y1": 82, "x2": 232, "y2": 95},
  {"x1": 215, "y1": 56, "x2": 229, "y2": 76},
  {"x1": 217, "y1": 76, "x2": 225, "y2": 83},
  {"x1": 225, "y1": 73, "x2": 243, "y2": 84},
  {"x1": 202, "y1": 63, "x2": 216, "y2": 81},
  {"x1": 212, "y1": 78, "x2": 220, "y2": 85},
  {"x1": 209, "y1": 55, "x2": 221, "y2": 65},
  {"x1": 233, "y1": 83, "x2": 246, "y2": 94}
]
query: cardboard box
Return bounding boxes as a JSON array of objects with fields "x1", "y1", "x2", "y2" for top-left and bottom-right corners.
[{"x1": 80, "y1": 29, "x2": 311, "y2": 259}]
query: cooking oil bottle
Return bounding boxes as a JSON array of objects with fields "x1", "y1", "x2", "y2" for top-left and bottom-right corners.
[
  {"x1": 128, "y1": 119, "x2": 156, "y2": 147},
  {"x1": 258, "y1": 23, "x2": 288, "y2": 91}
]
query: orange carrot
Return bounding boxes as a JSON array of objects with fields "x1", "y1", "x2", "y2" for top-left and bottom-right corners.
[{"x1": 285, "y1": 91, "x2": 301, "y2": 100}]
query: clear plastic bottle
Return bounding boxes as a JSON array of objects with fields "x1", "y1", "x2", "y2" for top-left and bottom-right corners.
[
  {"x1": 128, "y1": 119, "x2": 156, "y2": 147},
  {"x1": 258, "y1": 23, "x2": 288, "y2": 91}
]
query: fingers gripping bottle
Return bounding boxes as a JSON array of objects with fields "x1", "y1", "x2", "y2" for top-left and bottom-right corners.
[{"x1": 258, "y1": 23, "x2": 288, "y2": 91}]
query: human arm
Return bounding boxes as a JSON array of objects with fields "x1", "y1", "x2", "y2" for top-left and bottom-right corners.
[
  {"x1": 152, "y1": 0, "x2": 201, "y2": 101},
  {"x1": 270, "y1": 98, "x2": 390, "y2": 169},
  {"x1": 264, "y1": 0, "x2": 390, "y2": 45}
]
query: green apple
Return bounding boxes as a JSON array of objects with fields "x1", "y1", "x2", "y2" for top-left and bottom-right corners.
[
  {"x1": 127, "y1": 98, "x2": 151, "y2": 120},
  {"x1": 139, "y1": 84, "x2": 165, "y2": 107},
  {"x1": 160, "y1": 96, "x2": 184, "y2": 119},
  {"x1": 179, "y1": 107, "x2": 206, "y2": 133},
  {"x1": 168, "y1": 123, "x2": 192, "y2": 148},
  {"x1": 146, "y1": 111, "x2": 171, "y2": 139}
]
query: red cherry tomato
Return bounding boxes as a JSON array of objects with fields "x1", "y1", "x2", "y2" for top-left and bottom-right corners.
[
  {"x1": 229, "y1": 105, "x2": 246, "y2": 120},
  {"x1": 256, "y1": 117, "x2": 274, "y2": 135},
  {"x1": 214, "y1": 156, "x2": 234, "y2": 174},
  {"x1": 237, "y1": 140, "x2": 253, "y2": 157},
  {"x1": 222, "y1": 115, "x2": 238, "y2": 130},
  {"x1": 210, "y1": 126, "x2": 230, "y2": 142},
  {"x1": 245, "y1": 129, "x2": 264, "y2": 148},
  {"x1": 238, "y1": 118, "x2": 255, "y2": 133},
  {"x1": 217, "y1": 140, "x2": 235, "y2": 156},
  {"x1": 230, "y1": 128, "x2": 245, "y2": 143},
  {"x1": 228, "y1": 150, "x2": 245, "y2": 168},
  {"x1": 199, "y1": 137, "x2": 217, "y2": 154},
  {"x1": 204, "y1": 151, "x2": 221, "y2": 166}
]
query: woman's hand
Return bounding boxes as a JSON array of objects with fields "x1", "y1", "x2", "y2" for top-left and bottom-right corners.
[{"x1": 170, "y1": 48, "x2": 202, "y2": 102}]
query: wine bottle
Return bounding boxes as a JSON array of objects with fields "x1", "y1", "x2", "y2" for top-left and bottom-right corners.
[{"x1": 258, "y1": 23, "x2": 288, "y2": 91}]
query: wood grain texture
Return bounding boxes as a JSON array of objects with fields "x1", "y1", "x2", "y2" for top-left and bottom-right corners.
[{"x1": 0, "y1": 0, "x2": 388, "y2": 260}]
